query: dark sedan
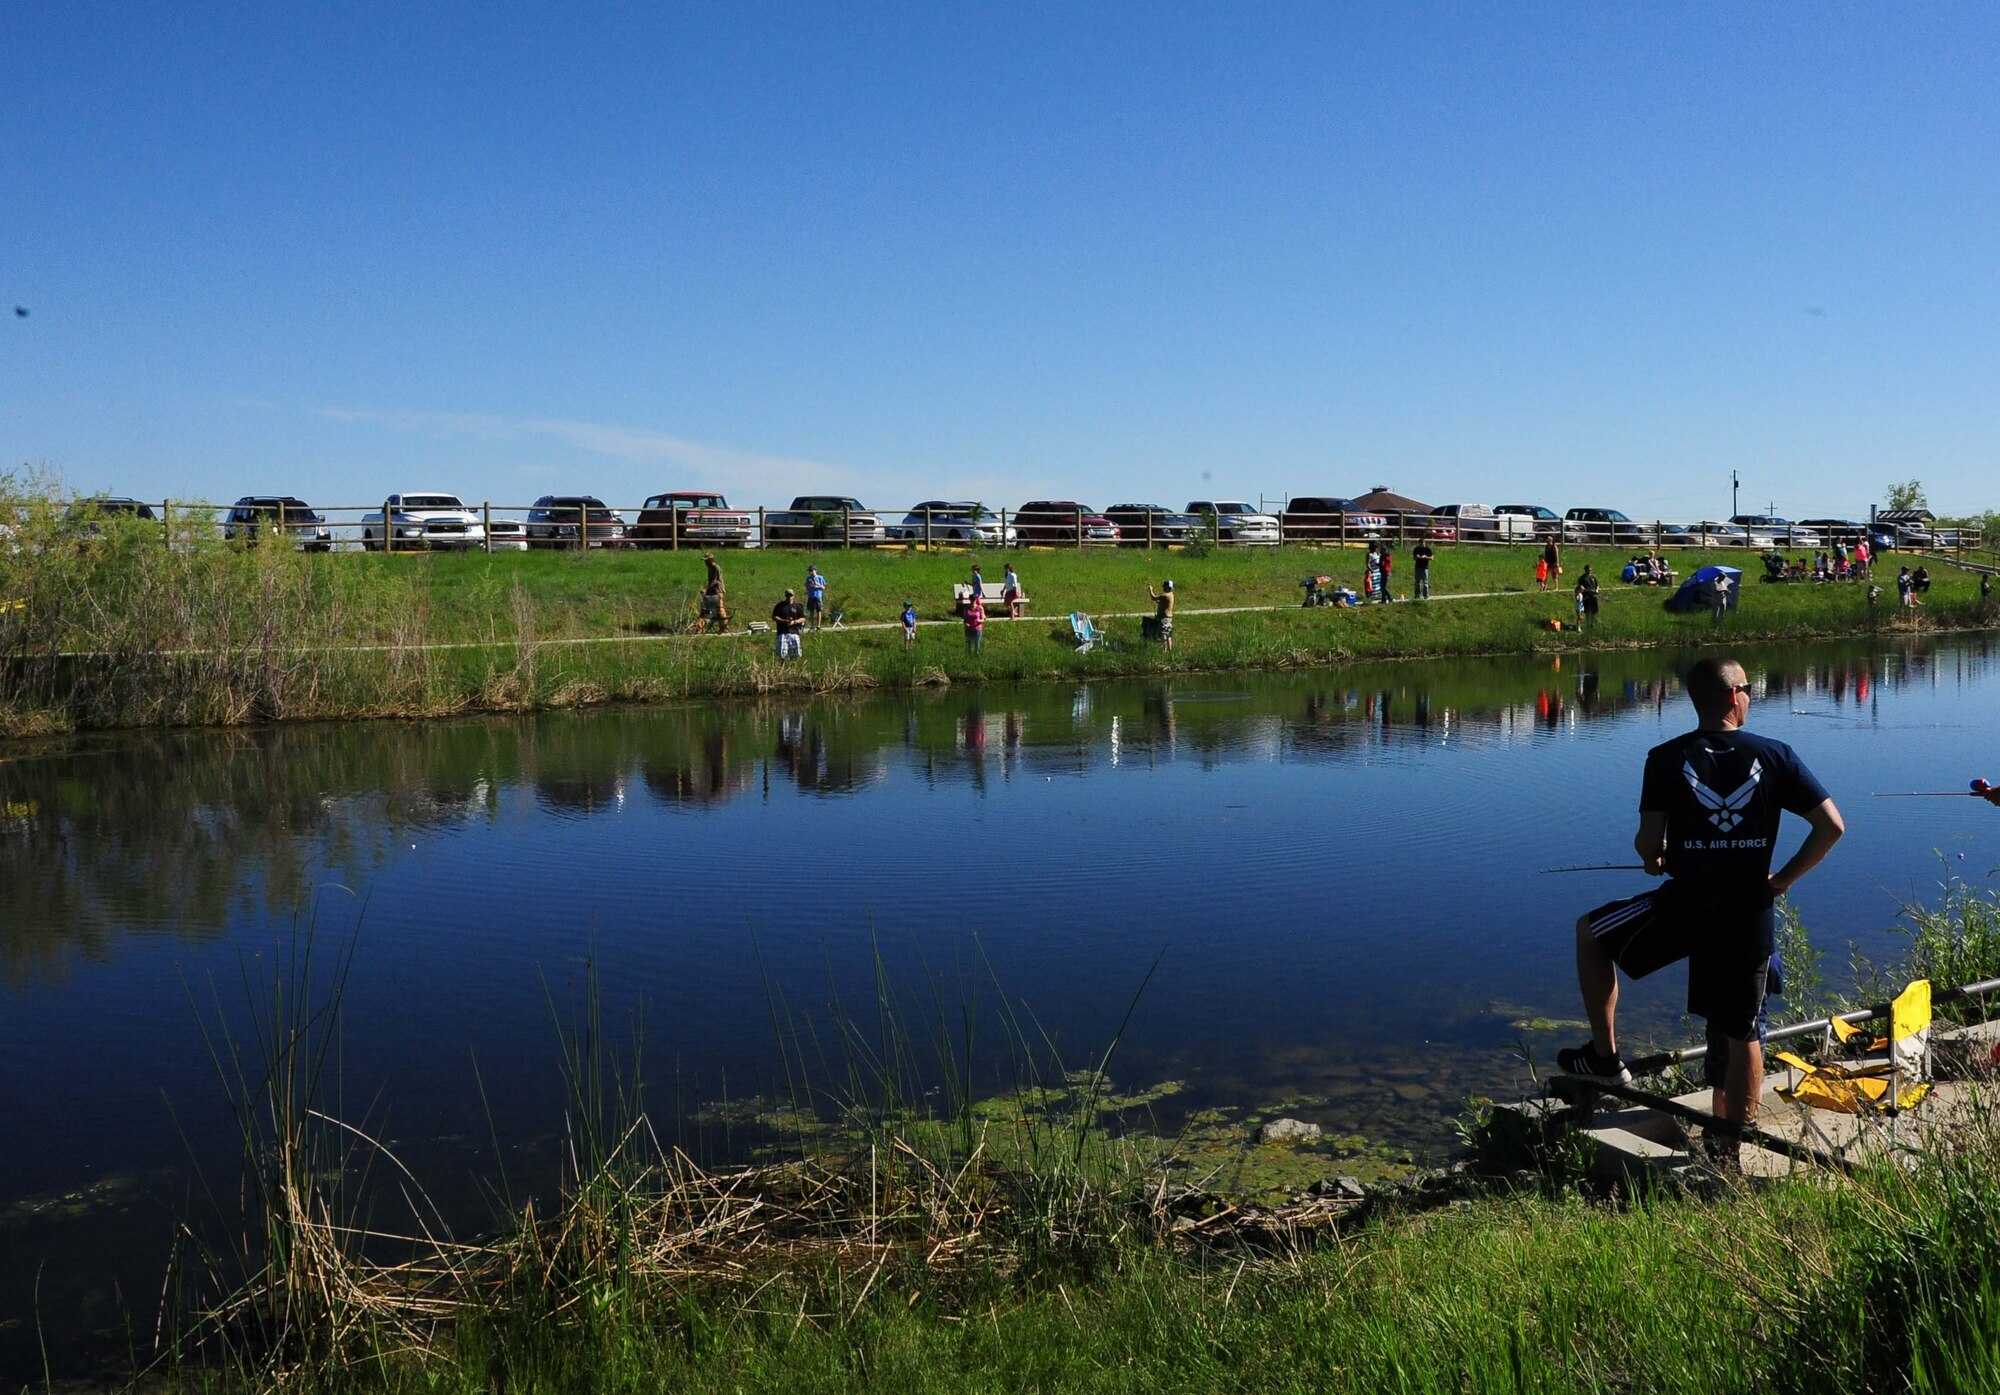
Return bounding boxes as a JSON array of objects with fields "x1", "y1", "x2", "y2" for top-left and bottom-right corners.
[
  {"x1": 60, "y1": 496, "x2": 161, "y2": 542},
  {"x1": 526, "y1": 495, "x2": 629, "y2": 549}
]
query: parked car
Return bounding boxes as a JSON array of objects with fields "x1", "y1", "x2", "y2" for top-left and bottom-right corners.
[
  {"x1": 526, "y1": 495, "x2": 628, "y2": 549},
  {"x1": 62, "y1": 496, "x2": 158, "y2": 529},
  {"x1": 1494, "y1": 504, "x2": 1563, "y2": 539},
  {"x1": 764, "y1": 496, "x2": 885, "y2": 546},
  {"x1": 1431, "y1": 503, "x2": 1535, "y2": 543},
  {"x1": 1655, "y1": 523, "x2": 1698, "y2": 547},
  {"x1": 222, "y1": 496, "x2": 334, "y2": 551},
  {"x1": 1871, "y1": 510, "x2": 1936, "y2": 549},
  {"x1": 1729, "y1": 515, "x2": 1821, "y2": 549},
  {"x1": 1280, "y1": 497, "x2": 1388, "y2": 543},
  {"x1": 885, "y1": 502, "x2": 1017, "y2": 546},
  {"x1": 360, "y1": 493, "x2": 486, "y2": 551},
  {"x1": 1101, "y1": 503, "x2": 1203, "y2": 546},
  {"x1": 1688, "y1": 521, "x2": 1756, "y2": 548},
  {"x1": 1561, "y1": 508, "x2": 1650, "y2": 546},
  {"x1": 1796, "y1": 518, "x2": 1897, "y2": 551},
  {"x1": 630, "y1": 492, "x2": 754, "y2": 549},
  {"x1": 485, "y1": 518, "x2": 530, "y2": 552},
  {"x1": 1013, "y1": 500, "x2": 1120, "y2": 546},
  {"x1": 1185, "y1": 500, "x2": 1281, "y2": 545},
  {"x1": 57, "y1": 496, "x2": 164, "y2": 546}
]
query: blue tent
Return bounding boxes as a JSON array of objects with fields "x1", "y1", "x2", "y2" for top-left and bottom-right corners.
[{"x1": 1665, "y1": 564, "x2": 1742, "y2": 613}]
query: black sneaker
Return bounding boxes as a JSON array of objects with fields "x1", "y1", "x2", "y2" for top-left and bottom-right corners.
[{"x1": 1556, "y1": 1042, "x2": 1633, "y2": 1085}]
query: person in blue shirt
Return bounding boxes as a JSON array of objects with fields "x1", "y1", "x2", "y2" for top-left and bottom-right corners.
[
  {"x1": 901, "y1": 599, "x2": 917, "y2": 648},
  {"x1": 1560, "y1": 656, "x2": 1845, "y2": 1159},
  {"x1": 805, "y1": 565, "x2": 827, "y2": 628}
]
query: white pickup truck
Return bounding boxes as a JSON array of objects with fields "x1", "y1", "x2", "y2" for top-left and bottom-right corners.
[{"x1": 360, "y1": 492, "x2": 487, "y2": 551}]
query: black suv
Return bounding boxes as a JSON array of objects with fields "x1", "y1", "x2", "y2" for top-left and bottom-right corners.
[
  {"x1": 223, "y1": 496, "x2": 334, "y2": 551},
  {"x1": 526, "y1": 495, "x2": 628, "y2": 549},
  {"x1": 1101, "y1": 503, "x2": 1201, "y2": 545},
  {"x1": 60, "y1": 496, "x2": 161, "y2": 541}
]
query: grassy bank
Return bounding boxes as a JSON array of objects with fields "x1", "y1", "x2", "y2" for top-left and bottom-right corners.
[
  {"x1": 174, "y1": 1166, "x2": 2000, "y2": 1394},
  {"x1": 155, "y1": 884, "x2": 2000, "y2": 1395},
  {"x1": 3, "y1": 495, "x2": 1996, "y2": 732}
]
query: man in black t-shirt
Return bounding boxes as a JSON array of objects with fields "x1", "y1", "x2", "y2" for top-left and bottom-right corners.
[
  {"x1": 1411, "y1": 540, "x2": 1434, "y2": 599},
  {"x1": 771, "y1": 589, "x2": 806, "y2": 660},
  {"x1": 1559, "y1": 656, "x2": 1844, "y2": 1148}
]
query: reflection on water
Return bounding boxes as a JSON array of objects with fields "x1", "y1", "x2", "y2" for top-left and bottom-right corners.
[
  {"x1": 2, "y1": 633, "x2": 1999, "y2": 1372},
  {"x1": 3, "y1": 638, "x2": 1992, "y2": 988}
]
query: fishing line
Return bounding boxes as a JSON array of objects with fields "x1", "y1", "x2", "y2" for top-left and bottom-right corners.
[{"x1": 1874, "y1": 778, "x2": 1992, "y2": 799}]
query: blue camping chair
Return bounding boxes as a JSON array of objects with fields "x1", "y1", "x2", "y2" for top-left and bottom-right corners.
[{"x1": 1069, "y1": 613, "x2": 1109, "y2": 653}]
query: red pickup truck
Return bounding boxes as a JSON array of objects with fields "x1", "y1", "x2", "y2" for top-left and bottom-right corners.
[{"x1": 631, "y1": 492, "x2": 755, "y2": 549}]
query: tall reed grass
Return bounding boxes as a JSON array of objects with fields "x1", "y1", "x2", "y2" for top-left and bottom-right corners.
[{"x1": 0, "y1": 475, "x2": 450, "y2": 731}]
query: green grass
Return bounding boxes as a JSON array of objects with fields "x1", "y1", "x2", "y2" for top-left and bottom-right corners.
[
  {"x1": 372, "y1": 539, "x2": 1980, "y2": 641},
  {"x1": 160, "y1": 1135, "x2": 2000, "y2": 1395},
  {"x1": 5, "y1": 485, "x2": 1996, "y2": 733},
  {"x1": 151, "y1": 887, "x2": 2000, "y2": 1395}
]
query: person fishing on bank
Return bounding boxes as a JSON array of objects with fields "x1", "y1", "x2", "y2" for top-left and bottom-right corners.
[
  {"x1": 1561, "y1": 656, "x2": 1845, "y2": 1162},
  {"x1": 771, "y1": 588, "x2": 806, "y2": 660},
  {"x1": 1148, "y1": 579, "x2": 1175, "y2": 650},
  {"x1": 1411, "y1": 538, "x2": 1434, "y2": 599},
  {"x1": 1575, "y1": 565, "x2": 1600, "y2": 628},
  {"x1": 963, "y1": 588, "x2": 985, "y2": 654},
  {"x1": 804, "y1": 564, "x2": 827, "y2": 627},
  {"x1": 701, "y1": 552, "x2": 730, "y2": 632}
]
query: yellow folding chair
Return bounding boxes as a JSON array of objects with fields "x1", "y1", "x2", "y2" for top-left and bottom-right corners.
[{"x1": 1775, "y1": 980, "x2": 1932, "y2": 1154}]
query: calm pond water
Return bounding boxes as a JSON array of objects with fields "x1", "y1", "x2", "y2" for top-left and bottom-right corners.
[{"x1": 3, "y1": 633, "x2": 1998, "y2": 1370}]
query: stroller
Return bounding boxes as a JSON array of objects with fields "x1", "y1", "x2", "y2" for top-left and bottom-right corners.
[
  {"x1": 1761, "y1": 552, "x2": 1790, "y2": 584},
  {"x1": 1301, "y1": 574, "x2": 1335, "y2": 607}
]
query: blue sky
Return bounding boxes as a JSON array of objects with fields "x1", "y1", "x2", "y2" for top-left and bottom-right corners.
[{"x1": 5, "y1": 3, "x2": 1996, "y2": 519}]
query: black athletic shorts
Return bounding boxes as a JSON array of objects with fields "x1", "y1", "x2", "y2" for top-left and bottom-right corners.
[{"x1": 1582, "y1": 880, "x2": 1775, "y2": 1041}]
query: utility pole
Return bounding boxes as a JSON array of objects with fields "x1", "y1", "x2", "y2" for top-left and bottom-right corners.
[{"x1": 1731, "y1": 470, "x2": 1739, "y2": 520}]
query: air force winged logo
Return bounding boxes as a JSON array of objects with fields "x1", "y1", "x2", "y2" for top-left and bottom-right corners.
[{"x1": 1685, "y1": 757, "x2": 1761, "y2": 832}]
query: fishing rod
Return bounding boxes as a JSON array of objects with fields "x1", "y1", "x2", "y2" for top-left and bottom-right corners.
[
  {"x1": 1619, "y1": 976, "x2": 2000, "y2": 1080},
  {"x1": 1539, "y1": 863, "x2": 1647, "y2": 874},
  {"x1": 1874, "y1": 778, "x2": 1993, "y2": 798}
]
